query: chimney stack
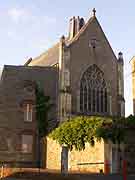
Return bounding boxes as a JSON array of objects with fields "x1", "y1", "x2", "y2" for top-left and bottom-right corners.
[{"x1": 69, "y1": 16, "x2": 85, "y2": 40}]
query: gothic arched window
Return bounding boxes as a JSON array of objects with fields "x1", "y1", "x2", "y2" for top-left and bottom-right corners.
[{"x1": 80, "y1": 64, "x2": 108, "y2": 114}]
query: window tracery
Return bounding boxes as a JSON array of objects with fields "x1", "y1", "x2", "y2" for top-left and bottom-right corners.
[{"x1": 80, "y1": 64, "x2": 108, "y2": 114}]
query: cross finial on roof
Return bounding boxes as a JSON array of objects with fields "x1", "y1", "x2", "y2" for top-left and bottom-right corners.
[{"x1": 92, "y1": 8, "x2": 96, "y2": 17}]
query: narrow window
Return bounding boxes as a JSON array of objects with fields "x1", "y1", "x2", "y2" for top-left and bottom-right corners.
[
  {"x1": 101, "y1": 89, "x2": 103, "y2": 113},
  {"x1": 96, "y1": 89, "x2": 100, "y2": 112},
  {"x1": 92, "y1": 89, "x2": 96, "y2": 112},
  {"x1": 80, "y1": 83, "x2": 83, "y2": 112},
  {"x1": 88, "y1": 87, "x2": 91, "y2": 112},
  {"x1": 24, "y1": 104, "x2": 33, "y2": 122},
  {"x1": 104, "y1": 89, "x2": 107, "y2": 112},
  {"x1": 84, "y1": 86, "x2": 87, "y2": 112}
]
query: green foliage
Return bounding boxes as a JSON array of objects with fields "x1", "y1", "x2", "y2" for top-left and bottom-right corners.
[
  {"x1": 50, "y1": 115, "x2": 135, "y2": 151},
  {"x1": 35, "y1": 83, "x2": 52, "y2": 138},
  {"x1": 50, "y1": 116, "x2": 118, "y2": 151},
  {"x1": 95, "y1": 117, "x2": 125, "y2": 144},
  {"x1": 126, "y1": 114, "x2": 135, "y2": 126}
]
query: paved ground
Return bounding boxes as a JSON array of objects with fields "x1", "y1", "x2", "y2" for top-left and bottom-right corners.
[
  {"x1": 3, "y1": 173, "x2": 135, "y2": 180},
  {"x1": 1, "y1": 168, "x2": 135, "y2": 180}
]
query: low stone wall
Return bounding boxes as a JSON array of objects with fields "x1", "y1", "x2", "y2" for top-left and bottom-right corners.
[
  {"x1": 46, "y1": 137, "x2": 104, "y2": 173},
  {"x1": 69, "y1": 142, "x2": 104, "y2": 173}
]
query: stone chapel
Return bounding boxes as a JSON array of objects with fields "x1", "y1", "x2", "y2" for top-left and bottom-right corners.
[{"x1": 0, "y1": 9, "x2": 125, "y2": 173}]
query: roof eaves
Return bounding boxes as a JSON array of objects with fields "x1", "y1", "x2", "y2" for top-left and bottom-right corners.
[
  {"x1": 24, "y1": 58, "x2": 32, "y2": 66},
  {"x1": 130, "y1": 56, "x2": 135, "y2": 64}
]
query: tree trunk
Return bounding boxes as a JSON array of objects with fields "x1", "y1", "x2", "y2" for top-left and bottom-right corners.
[
  {"x1": 117, "y1": 142, "x2": 122, "y2": 173},
  {"x1": 61, "y1": 146, "x2": 68, "y2": 175}
]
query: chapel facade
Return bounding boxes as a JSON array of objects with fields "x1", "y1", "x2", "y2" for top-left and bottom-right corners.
[{"x1": 26, "y1": 9, "x2": 125, "y2": 119}]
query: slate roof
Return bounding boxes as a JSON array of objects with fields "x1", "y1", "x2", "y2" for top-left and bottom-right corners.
[{"x1": 26, "y1": 43, "x2": 59, "y2": 66}]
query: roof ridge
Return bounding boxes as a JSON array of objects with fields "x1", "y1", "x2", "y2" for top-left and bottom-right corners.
[{"x1": 4, "y1": 65, "x2": 57, "y2": 70}]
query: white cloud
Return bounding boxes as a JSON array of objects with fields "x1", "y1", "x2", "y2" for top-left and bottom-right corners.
[
  {"x1": 8, "y1": 8, "x2": 28, "y2": 23},
  {"x1": 7, "y1": 7, "x2": 56, "y2": 25},
  {"x1": 6, "y1": 7, "x2": 57, "y2": 46}
]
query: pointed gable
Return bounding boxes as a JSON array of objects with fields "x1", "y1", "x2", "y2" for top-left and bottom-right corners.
[
  {"x1": 69, "y1": 12, "x2": 118, "y2": 115},
  {"x1": 68, "y1": 15, "x2": 117, "y2": 63}
]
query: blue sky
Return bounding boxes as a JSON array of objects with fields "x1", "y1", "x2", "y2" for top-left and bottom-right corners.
[{"x1": 0, "y1": 0, "x2": 134, "y2": 116}]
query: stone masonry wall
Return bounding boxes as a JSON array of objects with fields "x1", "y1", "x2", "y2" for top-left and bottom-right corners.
[
  {"x1": 0, "y1": 65, "x2": 58, "y2": 166},
  {"x1": 69, "y1": 141, "x2": 104, "y2": 173},
  {"x1": 46, "y1": 137, "x2": 61, "y2": 170},
  {"x1": 46, "y1": 137, "x2": 104, "y2": 173}
]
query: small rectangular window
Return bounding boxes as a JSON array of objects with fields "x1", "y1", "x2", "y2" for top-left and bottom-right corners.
[{"x1": 24, "y1": 104, "x2": 33, "y2": 122}]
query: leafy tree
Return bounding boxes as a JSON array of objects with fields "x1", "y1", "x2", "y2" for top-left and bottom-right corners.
[
  {"x1": 95, "y1": 117, "x2": 125, "y2": 144},
  {"x1": 126, "y1": 114, "x2": 135, "y2": 127},
  {"x1": 35, "y1": 83, "x2": 53, "y2": 169},
  {"x1": 35, "y1": 83, "x2": 52, "y2": 138},
  {"x1": 50, "y1": 114, "x2": 135, "y2": 173},
  {"x1": 50, "y1": 116, "x2": 119, "y2": 151},
  {"x1": 50, "y1": 115, "x2": 134, "y2": 151}
]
